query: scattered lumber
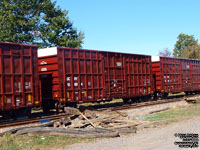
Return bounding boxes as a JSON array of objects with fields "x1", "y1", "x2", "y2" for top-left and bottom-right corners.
[
  {"x1": 185, "y1": 97, "x2": 200, "y2": 104},
  {"x1": 65, "y1": 107, "x2": 80, "y2": 115},
  {"x1": 79, "y1": 111, "x2": 96, "y2": 127},
  {"x1": 149, "y1": 107, "x2": 170, "y2": 114},
  {"x1": 15, "y1": 127, "x2": 119, "y2": 138},
  {"x1": 63, "y1": 107, "x2": 138, "y2": 130},
  {"x1": 1, "y1": 107, "x2": 143, "y2": 138},
  {"x1": 113, "y1": 110, "x2": 128, "y2": 117},
  {"x1": 0, "y1": 120, "x2": 59, "y2": 137}
]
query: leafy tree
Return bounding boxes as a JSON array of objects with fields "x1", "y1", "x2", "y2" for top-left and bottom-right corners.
[
  {"x1": 173, "y1": 33, "x2": 198, "y2": 57},
  {"x1": 158, "y1": 48, "x2": 172, "y2": 57},
  {"x1": 0, "y1": 0, "x2": 84, "y2": 48},
  {"x1": 181, "y1": 45, "x2": 200, "y2": 59}
]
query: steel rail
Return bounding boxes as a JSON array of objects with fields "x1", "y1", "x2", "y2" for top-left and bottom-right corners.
[
  {"x1": 110, "y1": 98, "x2": 183, "y2": 111},
  {"x1": 0, "y1": 114, "x2": 67, "y2": 129}
]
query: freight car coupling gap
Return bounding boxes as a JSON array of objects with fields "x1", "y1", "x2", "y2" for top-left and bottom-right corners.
[{"x1": 1, "y1": 42, "x2": 200, "y2": 120}]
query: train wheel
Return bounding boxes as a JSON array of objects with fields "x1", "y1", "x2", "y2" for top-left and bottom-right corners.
[
  {"x1": 153, "y1": 93, "x2": 158, "y2": 100},
  {"x1": 131, "y1": 98, "x2": 138, "y2": 103},
  {"x1": 42, "y1": 106, "x2": 50, "y2": 113},
  {"x1": 162, "y1": 93, "x2": 168, "y2": 99},
  {"x1": 66, "y1": 102, "x2": 77, "y2": 108},
  {"x1": 123, "y1": 98, "x2": 130, "y2": 104},
  {"x1": 185, "y1": 92, "x2": 189, "y2": 96}
]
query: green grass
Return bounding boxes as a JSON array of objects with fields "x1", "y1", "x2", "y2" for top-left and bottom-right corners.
[
  {"x1": 81, "y1": 99, "x2": 123, "y2": 106},
  {"x1": 0, "y1": 134, "x2": 94, "y2": 150},
  {"x1": 145, "y1": 104, "x2": 200, "y2": 123},
  {"x1": 168, "y1": 92, "x2": 185, "y2": 96}
]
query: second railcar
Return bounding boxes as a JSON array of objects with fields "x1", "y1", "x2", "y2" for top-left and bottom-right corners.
[
  {"x1": 38, "y1": 47, "x2": 153, "y2": 111},
  {"x1": 152, "y1": 56, "x2": 200, "y2": 97}
]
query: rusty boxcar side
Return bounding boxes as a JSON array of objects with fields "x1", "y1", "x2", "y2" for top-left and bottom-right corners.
[
  {"x1": 38, "y1": 47, "x2": 105, "y2": 107},
  {"x1": 191, "y1": 59, "x2": 200, "y2": 91},
  {"x1": 102, "y1": 52, "x2": 153, "y2": 100},
  {"x1": 38, "y1": 47, "x2": 153, "y2": 108},
  {"x1": 0, "y1": 42, "x2": 40, "y2": 113},
  {"x1": 152, "y1": 56, "x2": 182, "y2": 95},
  {"x1": 152, "y1": 56, "x2": 200, "y2": 96}
]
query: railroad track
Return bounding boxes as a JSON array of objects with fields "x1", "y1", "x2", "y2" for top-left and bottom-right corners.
[
  {"x1": 0, "y1": 113, "x2": 67, "y2": 129},
  {"x1": 1, "y1": 94, "x2": 198, "y2": 129},
  {"x1": 96, "y1": 94, "x2": 198, "y2": 111},
  {"x1": 110, "y1": 98, "x2": 183, "y2": 111}
]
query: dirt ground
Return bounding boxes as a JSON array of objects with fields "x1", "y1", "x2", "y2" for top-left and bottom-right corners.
[{"x1": 64, "y1": 116, "x2": 200, "y2": 150}]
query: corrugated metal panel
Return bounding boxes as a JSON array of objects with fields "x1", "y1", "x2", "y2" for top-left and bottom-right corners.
[
  {"x1": 38, "y1": 48, "x2": 105, "y2": 103},
  {"x1": 152, "y1": 56, "x2": 200, "y2": 94},
  {"x1": 152, "y1": 57, "x2": 182, "y2": 93},
  {"x1": 103, "y1": 52, "x2": 126, "y2": 98},
  {"x1": 0, "y1": 42, "x2": 39, "y2": 111},
  {"x1": 180, "y1": 59, "x2": 191, "y2": 91},
  {"x1": 125, "y1": 55, "x2": 152, "y2": 97},
  {"x1": 103, "y1": 52, "x2": 153, "y2": 98},
  {"x1": 58, "y1": 48, "x2": 105, "y2": 102},
  {"x1": 38, "y1": 47, "x2": 154, "y2": 104},
  {"x1": 191, "y1": 60, "x2": 200, "y2": 91}
]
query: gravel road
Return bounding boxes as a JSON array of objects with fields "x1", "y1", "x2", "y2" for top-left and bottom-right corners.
[{"x1": 63, "y1": 116, "x2": 200, "y2": 150}]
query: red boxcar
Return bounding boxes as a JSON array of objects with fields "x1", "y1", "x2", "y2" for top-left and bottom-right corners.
[
  {"x1": 152, "y1": 56, "x2": 182, "y2": 95},
  {"x1": 101, "y1": 51, "x2": 153, "y2": 101},
  {"x1": 38, "y1": 47, "x2": 153, "y2": 109},
  {"x1": 152, "y1": 56, "x2": 200, "y2": 96},
  {"x1": 0, "y1": 42, "x2": 40, "y2": 117},
  {"x1": 190, "y1": 59, "x2": 200, "y2": 92}
]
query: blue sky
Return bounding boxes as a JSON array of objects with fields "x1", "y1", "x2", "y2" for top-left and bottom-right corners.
[{"x1": 56, "y1": 0, "x2": 200, "y2": 56}]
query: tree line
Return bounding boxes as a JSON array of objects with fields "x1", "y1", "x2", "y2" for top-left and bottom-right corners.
[
  {"x1": 159, "y1": 33, "x2": 200, "y2": 59},
  {"x1": 0, "y1": 0, "x2": 84, "y2": 48}
]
